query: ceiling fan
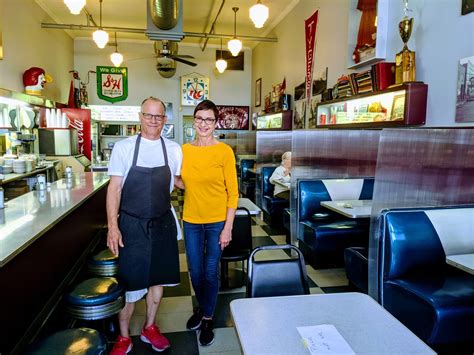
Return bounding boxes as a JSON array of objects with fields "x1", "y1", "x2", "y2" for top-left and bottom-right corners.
[{"x1": 154, "y1": 40, "x2": 197, "y2": 67}]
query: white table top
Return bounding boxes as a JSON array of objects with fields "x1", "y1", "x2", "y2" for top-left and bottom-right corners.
[
  {"x1": 231, "y1": 293, "x2": 434, "y2": 355},
  {"x1": 321, "y1": 200, "x2": 372, "y2": 218},
  {"x1": 446, "y1": 254, "x2": 474, "y2": 275},
  {"x1": 0, "y1": 172, "x2": 109, "y2": 267},
  {"x1": 237, "y1": 197, "x2": 261, "y2": 216}
]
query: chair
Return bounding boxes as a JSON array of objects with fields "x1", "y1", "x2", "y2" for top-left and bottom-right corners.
[
  {"x1": 221, "y1": 207, "x2": 253, "y2": 288},
  {"x1": 87, "y1": 248, "x2": 119, "y2": 276},
  {"x1": 246, "y1": 245, "x2": 310, "y2": 298},
  {"x1": 28, "y1": 327, "x2": 107, "y2": 354}
]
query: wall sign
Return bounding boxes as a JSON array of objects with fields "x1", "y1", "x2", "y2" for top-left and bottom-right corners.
[
  {"x1": 181, "y1": 74, "x2": 209, "y2": 106},
  {"x1": 96, "y1": 66, "x2": 128, "y2": 103}
]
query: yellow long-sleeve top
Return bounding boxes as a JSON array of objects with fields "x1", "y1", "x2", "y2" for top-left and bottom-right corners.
[{"x1": 181, "y1": 142, "x2": 239, "y2": 224}]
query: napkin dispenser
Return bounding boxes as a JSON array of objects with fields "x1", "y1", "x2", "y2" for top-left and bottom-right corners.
[{"x1": 38, "y1": 128, "x2": 78, "y2": 156}]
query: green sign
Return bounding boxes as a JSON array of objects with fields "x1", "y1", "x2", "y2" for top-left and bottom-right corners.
[{"x1": 96, "y1": 66, "x2": 128, "y2": 103}]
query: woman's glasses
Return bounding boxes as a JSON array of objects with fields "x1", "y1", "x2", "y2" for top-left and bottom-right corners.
[
  {"x1": 141, "y1": 112, "x2": 166, "y2": 121},
  {"x1": 194, "y1": 116, "x2": 216, "y2": 125}
]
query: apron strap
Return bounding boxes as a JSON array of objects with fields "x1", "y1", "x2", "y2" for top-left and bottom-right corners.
[
  {"x1": 131, "y1": 134, "x2": 142, "y2": 167},
  {"x1": 160, "y1": 137, "x2": 169, "y2": 166}
]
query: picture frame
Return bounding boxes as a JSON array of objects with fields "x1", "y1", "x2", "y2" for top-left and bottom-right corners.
[
  {"x1": 390, "y1": 94, "x2": 406, "y2": 121},
  {"x1": 162, "y1": 124, "x2": 174, "y2": 139},
  {"x1": 216, "y1": 105, "x2": 250, "y2": 130},
  {"x1": 462, "y1": 0, "x2": 474, "y2": 15},
  {"x1": 255, "y1": 78, "x2": 262, "y2": 107}
]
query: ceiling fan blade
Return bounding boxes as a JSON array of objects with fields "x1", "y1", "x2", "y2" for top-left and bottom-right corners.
[
  {"x1": 172, "y1": 56, "x2": 197, "y2": 67},
  {"x1": 172, "y1": 54, "x2": 195, "y2": 59}
]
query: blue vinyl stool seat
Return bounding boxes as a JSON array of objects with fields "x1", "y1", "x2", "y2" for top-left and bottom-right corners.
[
  {"x1": 64, "y1": 277, "x2": 124, "y2": 321},
  {"x1": 87, "y1": 249, "x2": 119, "y2": 276},
  {"x1": 29, "y1": 327, "x2": 107, "y2": 354}
]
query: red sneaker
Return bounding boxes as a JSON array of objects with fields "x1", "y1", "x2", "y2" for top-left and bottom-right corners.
[
  {"x1": 110, "y1": 335, "x2": 132, "y2": 355},
  {"x1": 140, "y1": 324, "x2": 170, "y2": 352}
]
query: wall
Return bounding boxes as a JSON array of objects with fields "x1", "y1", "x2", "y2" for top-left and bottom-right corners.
[
  {"x1": 0, "y1": 0, "x2": 74, "y2": 103},
  {"x1": 74, "y1": 39, "x2": 252, "y2": 143},
  {"x1": 252, "y1": 0, "x2": 474, "y2": 126}
]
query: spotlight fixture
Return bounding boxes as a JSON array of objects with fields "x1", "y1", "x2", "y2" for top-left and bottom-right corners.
[
  {"x1": 227, "y1": 7, "x2": 242, "y2": 57},
  {"x1": 215, "y1": 38, "x2": 227, "y2": 73},
  {"x1": 249, "y1": 0, "x2": 269, "y2": 28},
  {"x1": 93, "y1": 0, "x2": 109, "y2": 48},
  {"x1": 64, "y1": 0, "x2": 86, "y2": 15},
  {"x1": 110, "y1": 33, "x2": 123, "y2": 67}
]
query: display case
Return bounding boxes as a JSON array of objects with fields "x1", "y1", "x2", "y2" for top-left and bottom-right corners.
[
  {"x1": 316, "y1": 83, "x2": 427, "y2": 128},
  {"x1": 256, "y1": 111, "x2": 292, "y2": 131}
]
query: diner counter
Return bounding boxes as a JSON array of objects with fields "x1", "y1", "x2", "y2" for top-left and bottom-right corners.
[{"x1": 0, "y1": 172, "x2": 110, "y2": 267}]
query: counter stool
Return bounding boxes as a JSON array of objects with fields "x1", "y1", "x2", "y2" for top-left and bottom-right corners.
[
  {"x1": 87, "y1": 249, "x2": 119, "y2": 276},
  {"x1": 64, "y1": 277, "x2": 124, "y2": 337},
  {"x1": 29, "y1": 327, "x2": 107, "y2": 354}
]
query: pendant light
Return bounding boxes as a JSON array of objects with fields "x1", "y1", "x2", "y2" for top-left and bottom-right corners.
[
  {"x1": 110, "y1": 33, "x2": 123, "y2": 67},
  {"x1": 64, "y1": 0, "x2": 86, "y2": 15},
  {"x1": 249, "y1": 0, "x2": 269, "y2": 28},
  {"x1": 215, "y1": 38, "x2": 227, "y2": 73},
  {"x1": 227, "y1": 7, "x2": 242, "y2": 57},
  {"x1": 93, "y1": 0, "x2": 109, "y2": 49}
]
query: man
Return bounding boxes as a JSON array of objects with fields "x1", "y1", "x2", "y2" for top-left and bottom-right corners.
[{"x1": 107, "y1": 97, "x2": 182, "y2": 354}]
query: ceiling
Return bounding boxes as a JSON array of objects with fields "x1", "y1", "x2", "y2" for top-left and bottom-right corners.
[{"x1": 36, "y1": 0, "x2": 299, "y2": 48}]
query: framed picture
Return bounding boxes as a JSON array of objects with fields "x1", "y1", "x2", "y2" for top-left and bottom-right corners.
[
  {"x1": 162, "y1": 124, "x2": 174, "y2": 139},
  {"x1": 455, "y1": 56, "x2": 474, "y2": 122},
  {"x1": 255, "y1": 78, "x2": 262, "y2": 107},
  {"x1": 390, "y1": 94, "x2": 406, "y2": 121},
  {"x1": 216, "y1": 105, "x2": 249, "y2": 130},
  {"x1": 462, "y1": 0, "x2": 474, "y2": 15}
]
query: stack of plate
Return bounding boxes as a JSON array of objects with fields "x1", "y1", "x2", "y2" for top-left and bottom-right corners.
[
  {"x1": 2, "y1": 159, "x2": 13, "y2": 174},
  {"x1": 13, "y1": 159, "x2": 26, "y2": 174}
]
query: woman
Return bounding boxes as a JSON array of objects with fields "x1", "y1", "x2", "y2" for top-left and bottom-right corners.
[
  {"x1": 175, "y1": 100, "x2": 238, "y2": 346},
  {"x1": 269, "y1": 151, "x2": 291, "y2": 200}
]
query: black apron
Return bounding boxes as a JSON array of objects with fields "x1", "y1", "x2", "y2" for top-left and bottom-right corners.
[{"x1": 118, "y1": 134, "x2": 180, "y2": 291}]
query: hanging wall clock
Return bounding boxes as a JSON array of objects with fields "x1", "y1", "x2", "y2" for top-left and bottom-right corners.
[{"x1": 181, "y1": 74, "x2": 210, "y2": 106}]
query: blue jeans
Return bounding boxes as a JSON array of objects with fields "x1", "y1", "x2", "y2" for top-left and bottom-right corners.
[{"x1": 183, "y1": 221, "x2": 224, "y2": 318}]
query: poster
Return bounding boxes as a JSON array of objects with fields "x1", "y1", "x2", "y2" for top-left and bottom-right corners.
[{"x1": 216, "y1": 105, "x2": 249, "y2": 130}]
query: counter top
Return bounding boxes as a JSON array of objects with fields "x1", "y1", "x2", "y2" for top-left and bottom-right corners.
[{"x1": 0, "y1": 172, "x2": 109, "y2": 267}]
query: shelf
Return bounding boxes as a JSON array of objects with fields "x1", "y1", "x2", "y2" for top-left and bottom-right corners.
[{"x1": 316, "y1": 83, "x2": 428, "y2": 128}]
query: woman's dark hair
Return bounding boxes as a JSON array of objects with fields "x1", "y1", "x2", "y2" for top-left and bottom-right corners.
[{"x1": 194, "y1": 100, "x2": 219, "y2": 120}]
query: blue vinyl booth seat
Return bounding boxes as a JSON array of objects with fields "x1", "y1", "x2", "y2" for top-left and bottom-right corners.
[
  {"x1": 344, "y1": 246, "x2": 369, "y2": 293},
  {"x1": 380, "y1": 207, "x2": 474, "y2": 350},
  {"x1": 239, "y1": 159, "x2": 256, "y2": 200},
  {"x1": 261, "y1": 166, "x2": 289, "y2": 225},
  {"x1": 297, "y1": 178, "x2": 374, "y2": 268}
]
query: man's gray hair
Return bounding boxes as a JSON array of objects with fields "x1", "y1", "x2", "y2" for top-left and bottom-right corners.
[{"x1": 141, "y1": 96, "x2": 166, "y2": 112}]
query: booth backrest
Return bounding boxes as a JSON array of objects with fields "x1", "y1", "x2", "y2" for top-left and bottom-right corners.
[
  {"x1": 240, "y1": 159, "x2": 255, "y2": 181},
  {"x1": 382, "y1": 206, "x2": 474, "y2": 280},
  {"x1": 297, "y1": 178, "x2": 374, "y2": 221},
  {"x1": 261, "y1": 166, "x2": 277, "y2": 197}
]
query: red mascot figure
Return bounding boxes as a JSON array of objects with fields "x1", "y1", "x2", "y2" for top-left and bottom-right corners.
[{"x1": 23, "y1": 67, "x2": 53, "y2": 96}]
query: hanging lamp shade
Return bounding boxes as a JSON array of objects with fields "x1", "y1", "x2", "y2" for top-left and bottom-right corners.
[
  {"x1": 93, "y1": 29, "x2": 109, "y2": 48},
  {"x1": 227, "y1": 7, "x2": 242, "y2": 57},
  {"x1": 216, "y1": 59, "x2": 227, "y2": 73},
  {"x1": 227, "y1": 38, "x2": 242, "y2": 57},
  {"x1": 249, "y1": 0, "x2": 269, "y2": 28},
  {"x1": 110, "y1": 52, "x2": 123, "y2": 67},
  {"x1": 93, "y1": 0, "x2": 109, "y2": 48},
  {"x1": 64, "y1": 0, "x2": 86, "y2": 15}
]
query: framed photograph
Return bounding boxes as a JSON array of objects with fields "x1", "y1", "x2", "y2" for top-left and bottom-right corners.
[
  {"x1": 216, "y1": 105, "x2": 249, "y2": 130},
  {"x1": 390, "y1": 94, "x2": 406, "y2": 121},
  {"x1": 455, "y1": 56, "x2": 474, "y2": 122},
  {"x1": 255, "y1": 78, "x2": 262, "y2": 107},
  {"x1": 462, "y1": 0, "x2": 474, "y2": 15},
  {"x1": 162, "y1": 124, "x2": 174, "y2": 139}
]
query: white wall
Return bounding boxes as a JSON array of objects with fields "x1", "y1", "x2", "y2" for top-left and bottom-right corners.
[
  {"x1": 74, "y1": 39, "x2": 252, "y2": 143},
  {"x1": 0, "y1": 0, "x2": 74, "y2": 103},
  {"x1": 252, "y1": 0, "x2": 474, "y2": 126}
]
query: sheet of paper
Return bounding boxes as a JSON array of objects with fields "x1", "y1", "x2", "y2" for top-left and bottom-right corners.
[{"x1": 297, "y1": 324, "x2": 355, "y2": 355}]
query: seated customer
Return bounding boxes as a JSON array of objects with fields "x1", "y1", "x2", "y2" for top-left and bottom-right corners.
[{"x1": 269, "y1": 151, "x2": 291, "y2": 200}]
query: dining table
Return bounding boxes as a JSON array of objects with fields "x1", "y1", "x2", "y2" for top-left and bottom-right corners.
[{"x1": 320, "y1": 199, "x2": 372, "y2": 219}]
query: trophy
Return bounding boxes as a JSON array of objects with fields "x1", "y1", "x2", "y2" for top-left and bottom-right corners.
[{"x1": 395, "y1": 1, "x2": 416, "y2": 84}]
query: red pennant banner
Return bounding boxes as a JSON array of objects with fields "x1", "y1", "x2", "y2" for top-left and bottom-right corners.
[{"x1": 305, "y1": 10, "x2": 319, "y2": 104}]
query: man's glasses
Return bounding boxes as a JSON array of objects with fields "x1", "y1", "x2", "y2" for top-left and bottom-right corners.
[
  {"x1": 141, "y1": 112, "x2": 166, "y2": 121},
  {"x1": 194, "y1": 116, "x2": 216, "y2": 125}
]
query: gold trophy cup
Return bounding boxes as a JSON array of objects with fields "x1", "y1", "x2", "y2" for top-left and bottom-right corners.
[{"x1": 395, "y1": 17, "x2": 416, "y2": 84}]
